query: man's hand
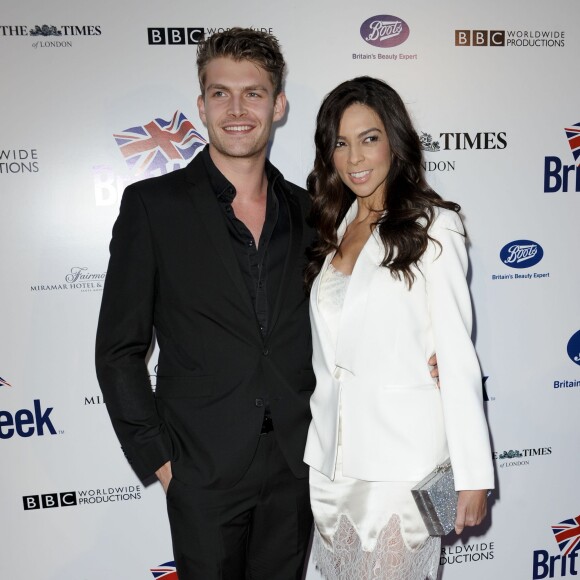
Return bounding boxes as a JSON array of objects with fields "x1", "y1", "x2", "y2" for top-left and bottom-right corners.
[
  {"x1": 156, "y1": 461, "x2": 173, "y2": 494},
  {"x1": 428, "y1": 353, "x2": 439, "y2": 385},
  {"x1": 455, "y1": 489, "x2": 488, "y2": 534}
]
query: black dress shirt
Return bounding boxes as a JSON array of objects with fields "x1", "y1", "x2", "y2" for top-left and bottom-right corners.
[{"x1": 200, "y1": 146, "x2": 290, "y2": 339}]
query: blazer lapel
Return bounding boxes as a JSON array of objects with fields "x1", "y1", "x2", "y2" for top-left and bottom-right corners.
[
  {"x1": 184, "y1": 156, "x2": 255, "y2": 315},
  {"x1": 314, "y1": 201, "x2": 357, "y2": 307},
  {"x1": 333, "y1": 204, "x2": 384, "y2": 375},
  {"x1": 267, "y1": 183, "x2": 303, "y2": 337}
]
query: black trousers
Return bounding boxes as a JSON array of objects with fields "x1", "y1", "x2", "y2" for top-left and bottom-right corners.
[{"x1": 166, "y1": 432, "x2": 312, "y2": 580}]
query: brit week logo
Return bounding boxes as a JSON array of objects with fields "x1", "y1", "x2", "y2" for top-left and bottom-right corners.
[
  {"x1": 533, "y1": 515, "x2": 580, "y2": 578},
  {"x1": 93, "y1": 110, "x2": 207, "y2": 206},
  {"x1": 0, "y1": 399, "x2": 59, "y2": 439},
  {"x1": 544, "y1": 122, "x2": 580, "y2": 193},
  {"x1": 114, "y1": 111, "x2": 205, "y2": 177},
  {"x1": 1, "y1": 378, "x2": 63, "y2": 439},
  {"x1": 151, "y1": 562, "x2": 178, "y2": 579}
]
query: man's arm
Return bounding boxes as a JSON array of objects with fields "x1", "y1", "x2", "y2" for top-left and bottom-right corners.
[{"x1": 95, "y1": 186, "x2": 172, "y2": 481}]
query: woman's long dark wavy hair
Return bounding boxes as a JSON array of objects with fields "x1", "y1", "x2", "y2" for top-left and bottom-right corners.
[{"x1": 304, "y1": 76, "x2": 460, "y2": 290}]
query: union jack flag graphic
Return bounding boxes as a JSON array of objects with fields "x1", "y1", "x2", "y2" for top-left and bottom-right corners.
[
  {"x1": 114, "y1": 111, "x2": 206, "y2": 178},
  {"x1": 0, "y1": 376, "x2": 12, "y2": 387},
  {"x1": 565, "y1": 122, "x2": 580, "y2": 166},
  {"x1": 150, "y1": 561, "x2": 178, "y2": 579},
  {"x1": 552, "y1": 515, "x2": 580, "y2": 556}
]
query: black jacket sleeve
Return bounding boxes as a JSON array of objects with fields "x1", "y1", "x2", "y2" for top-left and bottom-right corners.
[{"x1": 95, "y1": 185, "x2": 172, "y2": 480}]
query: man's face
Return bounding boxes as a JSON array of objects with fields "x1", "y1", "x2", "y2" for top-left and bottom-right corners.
[{"x1": 197, "y1": 57, "x2": 286, "y2": 162}]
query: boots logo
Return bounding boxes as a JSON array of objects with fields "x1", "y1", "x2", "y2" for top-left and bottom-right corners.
[
  {"x1": 500, "y1": 240, "x2": 544, "y2": 268},
  {"x1": 360, "y1": 15, "x2": 410, "y2": 48},
  {"x1": 567, "y1": 330, "x2": 580, "y2": 367},
  {"x1": 532, "y1": 514, "x2": 580, "y2": 578},
  {"x1": 151, "y1": 561, "x2": 178, "y2": 579}
]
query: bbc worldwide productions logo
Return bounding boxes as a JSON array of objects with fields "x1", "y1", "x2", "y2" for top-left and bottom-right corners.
[
  {"x1": 0, "y1": 148, "x2": 39, "y2": 175},
  {"x1": 147, "y1": 26, "x2": 274, "y2": 46},
  {"x1": 455, "y1": 29, "x2": 565, "y2": 47},
  {"x1": 23, "y1": 492, "x2": 77, "y2": 510},
  {"x1": 455, "y1": 30, "x2": 505, "y2": 46},
  {"x1": 148, "y1": 27, "x2": 204, "y2": 45},
  {"x1": 23, "y1": 485, "x2": 142, "y2": 510}
]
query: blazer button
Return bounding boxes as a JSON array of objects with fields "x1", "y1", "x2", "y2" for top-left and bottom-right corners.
[
  {"x1": 255, "y1": 398, "x2": 264, "y2": 407},
  {"x1": 262, "y1": 347, "x2": 270, "y2": 356}
]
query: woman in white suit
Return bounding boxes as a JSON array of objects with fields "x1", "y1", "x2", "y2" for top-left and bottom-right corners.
[{"x1": 303, "y1": 77, "x2": 495, "y2": 579}]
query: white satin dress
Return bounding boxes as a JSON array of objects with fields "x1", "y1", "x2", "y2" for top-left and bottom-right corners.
[{"x1": 309, "y1": 264, "x2": 441, "y2": 580}]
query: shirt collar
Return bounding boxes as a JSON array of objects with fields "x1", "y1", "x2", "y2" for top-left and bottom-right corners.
[{"x1": 200, "y1": 145, "x2": 283, "y2": 202}]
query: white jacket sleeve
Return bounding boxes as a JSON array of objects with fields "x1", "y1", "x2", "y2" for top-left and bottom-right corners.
[{"x1": 424, "y1": 210, "x2": 495, "y2": 490}]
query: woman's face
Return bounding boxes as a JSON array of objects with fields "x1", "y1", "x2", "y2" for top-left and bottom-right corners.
[{"x1": 332, "y1": 103, "x2": 391, "y2": 208}]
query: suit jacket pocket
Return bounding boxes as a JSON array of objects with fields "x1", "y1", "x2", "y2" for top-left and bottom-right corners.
[{"x1": 155, "y1": 376, "x2": 214, "y2": 398}]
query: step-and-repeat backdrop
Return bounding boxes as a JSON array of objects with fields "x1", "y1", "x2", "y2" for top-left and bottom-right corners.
[{"x1": 2, "y1": 1, "x2": 579, "y2": 578}]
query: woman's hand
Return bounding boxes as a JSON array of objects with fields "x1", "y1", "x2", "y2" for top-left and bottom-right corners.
[{"x1": 455, "y1": 489, "x2": 488, "y2": 534}]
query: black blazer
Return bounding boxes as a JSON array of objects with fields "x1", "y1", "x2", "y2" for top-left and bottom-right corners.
[{"x1": 95, "y1": 153, "x2": 315, "y2": 487}]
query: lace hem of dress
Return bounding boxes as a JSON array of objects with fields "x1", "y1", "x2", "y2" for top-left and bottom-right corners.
[{"x1": 312, "y1": 513, "x2": 440, "y2": 580}]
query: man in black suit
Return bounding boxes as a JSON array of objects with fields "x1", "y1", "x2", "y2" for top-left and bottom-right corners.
[{"x1": 96, "y1": 28, "x2": 315, "y2": 579}]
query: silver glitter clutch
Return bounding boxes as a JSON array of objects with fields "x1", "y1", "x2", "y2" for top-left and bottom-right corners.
[{"x1": 411, "y1": 459, "x2": 458, "y2": 536}]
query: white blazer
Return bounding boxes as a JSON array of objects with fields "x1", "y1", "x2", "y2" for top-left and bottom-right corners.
[{"x1": 303, "y1": 203, "x2": 495, "y2": 491}]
